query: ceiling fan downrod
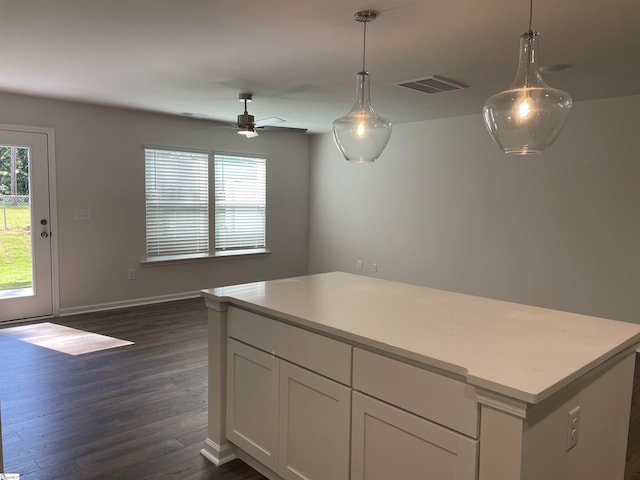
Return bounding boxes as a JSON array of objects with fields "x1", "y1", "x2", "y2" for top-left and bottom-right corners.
[{"x1": 238, "y1": 92, "x2": 255, "y2": 127}]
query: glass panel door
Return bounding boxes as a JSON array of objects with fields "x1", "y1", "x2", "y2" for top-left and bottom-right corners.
[{"x1": 0, "y1": 130, "x2": 52, "y2": 321}]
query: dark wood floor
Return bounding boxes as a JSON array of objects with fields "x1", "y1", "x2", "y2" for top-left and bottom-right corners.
[
  {"x1": 0, "y1": 298, "x2": 638, "y2": 479},
  {"x1": 0, "y1": 298, "x2": 265, "y2": 480}
]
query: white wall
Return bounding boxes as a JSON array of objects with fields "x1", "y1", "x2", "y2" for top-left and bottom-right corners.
[
  {"x1": 309, "y1": 95, "x2": 640, "y2": 324},
  {"x1": 0, "y1": 92, "x2": 310, "y2": 312}
]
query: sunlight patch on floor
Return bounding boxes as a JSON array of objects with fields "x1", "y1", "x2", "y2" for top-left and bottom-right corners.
[{"x1": 0, "y1": 322, "x2": 134, "y2": 355}]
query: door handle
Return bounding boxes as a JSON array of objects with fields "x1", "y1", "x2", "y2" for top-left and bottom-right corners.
[{"x1": 41, "y1": 231, "x2": 49, "y2": 238}]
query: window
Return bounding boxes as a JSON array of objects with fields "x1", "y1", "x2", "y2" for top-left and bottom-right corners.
[
  {"x1": 214, "y1": 153, "x2": 266, "y2": 253},
  {"x1": 144, "y1": 147, "x2": 266, "y2": 261},
  {"x1": 145, "y1": 148, "x2": 209, "y2": 258}
]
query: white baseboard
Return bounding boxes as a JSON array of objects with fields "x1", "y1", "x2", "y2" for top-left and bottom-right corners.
[
  {"x1": 201, "y1": 438, "x2": 236, "y2": 466},
  {"x1": 58, "y1": 291, "x2": 201, "y2": 317}
]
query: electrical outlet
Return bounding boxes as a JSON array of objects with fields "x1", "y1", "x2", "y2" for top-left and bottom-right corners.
[
  {"x1": 372, "y1": 263, "x2": 378, "y2": 273},
  {"x1": 356, "y1": 260, "x2": 363, "y2": 270},
  {"x1": 128, "y1": 268, "x2": 136, "y2": 280},
  {"x1": 567, "y1": 406, "x2": 580, "y2": 451}
]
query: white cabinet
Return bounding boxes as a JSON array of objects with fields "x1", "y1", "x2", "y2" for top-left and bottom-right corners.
[
  {"x1": 226, "y1": 338, "x2": 279, "y2": 470},
  {"x1": 226, "y1": 307, "x2": 352, "y2": 480},
  {"x1": 351, "y1": 392, "x2": 478, "y2": 480},
  {"x1": 225, "y1": 306, "x2": 478, "y2": 480},
  {"x1": 352, "y1": 347, "x2": 478, "y2": 480},
  {"x1": 203, "y1": 273, "x2": 640, "y2": 480},
  {"x1": 278, "y1": 361, "x2": 350, "y2": 480},
  {"x1": 353, "y1": 347, "x2": 478, "y2": 438}
]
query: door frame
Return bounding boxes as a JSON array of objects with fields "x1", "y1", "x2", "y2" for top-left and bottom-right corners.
[{"x1": 0, "y1": 123, "x2": 59, "y2": 319}]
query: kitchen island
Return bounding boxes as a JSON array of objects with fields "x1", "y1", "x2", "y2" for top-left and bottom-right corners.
[{"x1": 201, "y1": 272, "x2": 640, "y2": 480}]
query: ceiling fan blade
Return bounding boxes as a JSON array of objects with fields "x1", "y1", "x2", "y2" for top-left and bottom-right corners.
[
  {"x1": 187, "y1": 122, "x2": 237, "y2": 131},
  {"x1": 256, "y1": 125, "x2": 308, "y2": 134},
  {"x1": 255, "y1": 116, "x2": 285, "y2": 127}
]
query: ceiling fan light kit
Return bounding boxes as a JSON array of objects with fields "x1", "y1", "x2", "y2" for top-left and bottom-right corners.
[
  {"x1": 332, "y1": 10, "x2": 392, "y2": 163},
  {"x1": 483, "y1": 0, "x2": 572, "y2": 154},
  {"x1": 237, "y1": 124, "x2": 259, "y2": 138}
]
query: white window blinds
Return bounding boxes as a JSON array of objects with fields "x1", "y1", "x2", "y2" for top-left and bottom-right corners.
[
  {"x1": 145, "y1": 148, "x2": 209, "y2": 258},
  {"x1": 214, "y1": 153, "x2": 266, "y2": 252}
]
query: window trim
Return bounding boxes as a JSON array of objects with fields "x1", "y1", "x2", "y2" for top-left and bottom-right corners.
[
  {"x1": 142, "y1": 145, "x2": 269, "y2": 265},
  {"x1": 140, "y1": 248, "x2": 270, "y2": 266}
]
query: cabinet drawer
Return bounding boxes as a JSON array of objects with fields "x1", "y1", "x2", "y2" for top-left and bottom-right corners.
[
  {"x1": 353, "y1": 348, "x2": 478, "y2": 438},
  {"x1": 228, "y1": 306, "x2": 352, "y2": 385}
]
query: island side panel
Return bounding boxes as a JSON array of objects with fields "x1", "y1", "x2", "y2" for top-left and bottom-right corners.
[
  {"x1": 478, "y1": 349, "x2": 636, "y2": 480},
  {"x1": 520, "y1": 351, "x2": 636, "y2": 480},
  {"x1": 201, "y1": 300, "x2": 236, "y2": 466}
]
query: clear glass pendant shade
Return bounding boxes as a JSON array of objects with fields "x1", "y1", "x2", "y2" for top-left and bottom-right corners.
[
  {"x1": 483, "y1": 32, "x2": 572, "y2": 154},
  {"x1": 332, "y1": 72, "x2": 392, "y2": 163}
]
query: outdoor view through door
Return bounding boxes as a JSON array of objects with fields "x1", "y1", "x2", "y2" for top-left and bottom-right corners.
[
  {"x1": 0, "y1": 129, "x2": 53, "y2": 322},
  {"x1": 1, "y1": 146, "x2": 31, "y2": 292}
]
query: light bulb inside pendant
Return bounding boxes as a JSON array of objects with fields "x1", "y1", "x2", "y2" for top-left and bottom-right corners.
[
  {"x1": 332, "y1": 10, "x2": 392, "y2": 163},
  {"x1": 518, "y1": 99, "x2": 531, "y2": 119}
]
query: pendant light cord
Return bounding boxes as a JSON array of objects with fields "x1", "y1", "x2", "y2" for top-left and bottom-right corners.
[
  {"x1": 523, "y1": 0, "x2": 534, "y2": 89},
  {"x1": 362, "y1": 19, "x2": 368, "y2": 73},
  {"x1": 359, "y1": 18, "x2": 368, "y2": 107}
]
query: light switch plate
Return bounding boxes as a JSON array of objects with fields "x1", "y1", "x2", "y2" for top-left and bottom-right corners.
[{"x1": 74, "y1": 208, "x2": 92, "y2": 221}]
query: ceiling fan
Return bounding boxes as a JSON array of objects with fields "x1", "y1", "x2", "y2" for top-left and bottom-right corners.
[{"x1": 234, "y1": 93, "x2": 307, "y2": 138}]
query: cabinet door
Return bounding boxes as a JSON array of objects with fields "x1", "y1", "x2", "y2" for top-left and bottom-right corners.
[
  {"x1": 227, "y1": 339, "x2": 279, "y2": 471},
  {"x1": 351, "y1": 392, "x2": 478, "y2": 480},
  {"x1": 279, "y1": 361, "x2": 351, "y2": 480}
]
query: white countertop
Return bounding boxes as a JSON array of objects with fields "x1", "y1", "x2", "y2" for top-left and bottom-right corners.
[{"x1": 202, "y1": 272, "x2": 640, "y2": 404}]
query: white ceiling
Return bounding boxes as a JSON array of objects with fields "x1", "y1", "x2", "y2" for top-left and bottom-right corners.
[{"x1": 0, "y1": 0, "x2": 638, "y2": 134}]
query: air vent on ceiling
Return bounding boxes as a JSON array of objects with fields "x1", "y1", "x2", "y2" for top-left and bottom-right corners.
[{"x1": 397, "y1": 75, "x2": 467, "y2": 94}]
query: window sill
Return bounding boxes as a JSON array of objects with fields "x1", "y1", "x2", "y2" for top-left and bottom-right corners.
[{"x1": 141, "y1": 249, "x2": 270, "y2": 266}]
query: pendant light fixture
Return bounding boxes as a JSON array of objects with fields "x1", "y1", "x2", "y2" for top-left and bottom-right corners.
[
  {"x1": 483, "y1": 0, "x2": 572, "y2": 154},
  {"x1": 332, "y1": 10, "x2": 392, "y2": 163}
]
